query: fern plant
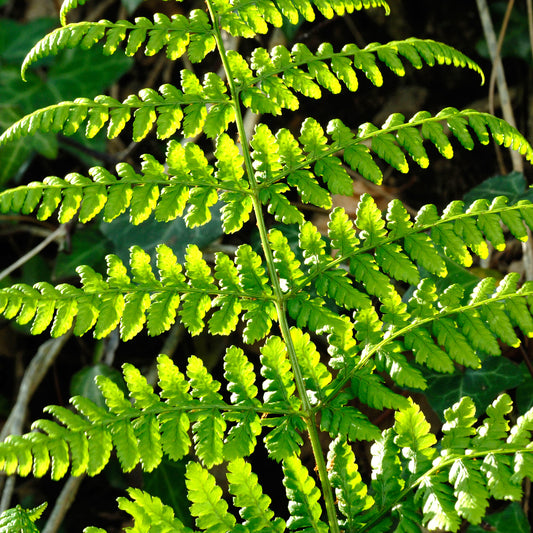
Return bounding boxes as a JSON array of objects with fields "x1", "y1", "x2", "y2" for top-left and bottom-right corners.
[{"x1": 1, "y1": 0, "x2": 533, "y2": 531}]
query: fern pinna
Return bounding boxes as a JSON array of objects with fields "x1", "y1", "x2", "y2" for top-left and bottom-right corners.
[{"x1": 0, "y1": 0, "x2": 533, "y2": 531}]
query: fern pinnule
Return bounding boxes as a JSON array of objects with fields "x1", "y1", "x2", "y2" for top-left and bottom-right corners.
[
  {"x1": 282, "y1": 455, "x2": 329, "y2": 532},
  {"x1": 227, "y1": 457, "x2": 286, "y2": 531},
  {"x1": 116, "y1": 487, "x2": 191, "y2": 533}
]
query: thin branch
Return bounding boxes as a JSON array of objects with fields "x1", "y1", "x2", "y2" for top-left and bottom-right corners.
[
  {"x1": 527, "y1": 0, "x2": 533, "y2": 62},
  {"x1": 0, "y1": 224, "x2": 66, "y2": 282},
  {"x1": 488, "y1": 0, "x2": 515, "y2": 118},
  {"x1": 41, "y1": 475, "x2": 85, "y2": 533},
  {"x1": 475, "y1": 0, "x2": 533, "y2": 282},
  {"x1": 476, "y1": 0, "x2": 524, "y2": 172},
  {"x1": 0, "y1": 334, "x2": 71, "y2": 512}
]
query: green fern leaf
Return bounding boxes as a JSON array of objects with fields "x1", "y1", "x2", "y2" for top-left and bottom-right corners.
[
  {"x1": 133, "y1": 414, "x2": 162, "y2": 473},
  {"x1": 264, "y1": 415, "x2": 306, "y2": 462},
  {"x1": 209, "y1": 253, "x2": 242, "y2": 336},
  {"x1": 320, "y1": 395, "x2": 381, "y2": 441},
  {"x1": 360, "y1": 122, "x2": 409, "y2": 173},
  {"x1": 186, "y1": 461, "x2": 236, "y2": 532},
  {"x1": 327, "y1": 437, "x2": 373, "y2": 530},
  {"x1": 393, "y1": 399, "x2": 437, "y2": 476},
  {"x1": 393, "y1": 119, "x2": 430, "y2": 168},
  {"x1": 224, "y1": 346, "x2": 260, "y2": 406},
  {"x1": 0, "y1": 503, "x2": 46, "y2": 533},
  {"x1": 283, "y1": 456, "x2": 328, "y2": 532},
  {"x1": 287, "y1": 293, "x2": 348, "y2": 335},
  {"x1": 355, "y1": 193, "x2": 388, "y2": 246},
  {"x1": 117, "y1": 487, "x2": 193, "y2": 533},
  {"x1": 403, "y1": 232, "x2": 447, "y2": 277},
  {"x1": 260, "y1": 183, "x2": 305, "y2": 224},
  {"x1": 236, "y1": 245, "x2": 272, "y2": 296},
  {"x1": 432, "y1": 318, "x2": 480, "y2": 368},
  {"x1": 327, "y1": 206, "x2": 360, "y2": 256},
  {"x1": 28, "y1": 420, "x2": 70, "y2": 479},
  {"x1": 227, "y1": 458, "x2": 286, "y2": 531},
  {"x1": 187, "y1": 356, "x2": 226, "y2": 468},
  {"x1": 349, "y1": 253, "x2": 395, "y2": 300},
  {"x1": 350, "y1": 366, "x2": 409, "y2": 410},
  {"x1": 448, "y1": 458, "x2": 490, "y2": 524},
  {"x1": 156, "y1": 355, "x2": 192, "y2": 462},
  {"x1": 417, "y1": 472, "x2": 461, "y2": 532},
  {"x1": 242, "y1": 300, "x2": 277, "y2": 344},
  {"x1": 223, "y1": 347, "x2": 262, "y2": 459},
  {"x1": 260, "y1": 336, "x2": 298, "y2": 408},
  {"x1": 269, "y1": 230, "x2": 305, "y2": 289},
  {"x1": 404, "y1": 326, "x2": 455, "y2": 373},
  {"x1": 366, "y1": 430, "x2": 403, "y2": 526},
  {"x1": 456, "y1": 310, "x2": 501, "y2": 356},
  {"x1": 180, "y1": 245, "x2": 216, "y2": 335},
  {"x1": 440, "y1": 396, "x2": 477, "y2": 453},
  {"x1": 443, "y1": 200, "x2": 489, "y2": 259},
  {"x1": 290, "y1": 328, "x2": 331, "y2": 401},
  {"x1": 507, "y1": 409, "x2": 533, "y2": 484}
]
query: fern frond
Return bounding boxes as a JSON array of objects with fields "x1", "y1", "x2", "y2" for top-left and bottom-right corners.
[
  {"x1": 0, "y1": 71, "x2": 232, "y2": 145},
  {"x1": 358, "y1": 396, "x2": 533, "y2": 533},
  {"x1": 290, "y1": 193, "x2": 533, "y2": 326},
  {"x1": 0, "y1": 352, "x2": 275, "y2": 479},
  {"x1": 252, "y1": 110, "x2": 532, "y2": 223},
  {"x1": 247, "y1": 39, "x2": 483, "y2": 112},
  {"x1": 220, "y1": 0, "x2": 389, "y2": 35},
  {"x1": 0, "y1": 138, "x2": 250, "y2": 232},
  {"x1": 0, "y1": 244, "x2": 278, "y2": 341},
  {"x1": 22, "y1": 13, "x2": 215, "y2": 79},
  {"x1": 114, "y1": 460, "x2": 285, "y2": 533}
]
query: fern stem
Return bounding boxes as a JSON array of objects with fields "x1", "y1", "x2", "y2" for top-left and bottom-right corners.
[{"x1": 205, "y1": 3, "x2": 340, "y2": 531}]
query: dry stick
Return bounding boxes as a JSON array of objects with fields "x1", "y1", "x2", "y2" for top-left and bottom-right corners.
[
  {"x1": 0, "y1": 334, "x2": 71, "y2": 512},
  {"x1": 477, "y1": 0, "x2": 523, "y2": 173},
  {"x1": 41, "y1": 475, "x2": 86, "y2": 533},
  {"x1": 524, "y1": 6, "x2": 533, "y2": 515},
  {"x1": 527, "y1": 0, "x2": 533, "y2": 55},
  {"x1": 476, "y1": 0, "x2": 533, "y2": 281},
  {"x1": 488, "y1": 0, "x2": 516, "y2": 175},
  {"x1": 0, "y1": 224, "x2": 67, "y2": 282}
]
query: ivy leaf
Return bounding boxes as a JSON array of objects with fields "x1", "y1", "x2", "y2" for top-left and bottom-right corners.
[{"x1": 420, "y1": 358, "x2": 524, "y2": 421}]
